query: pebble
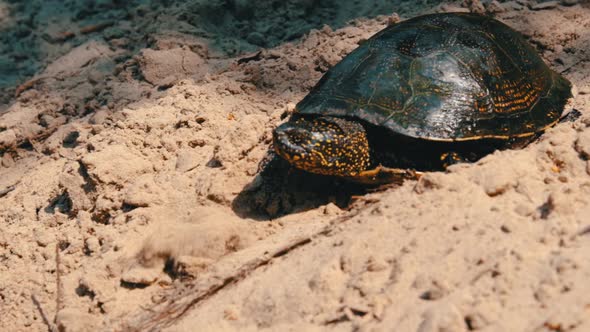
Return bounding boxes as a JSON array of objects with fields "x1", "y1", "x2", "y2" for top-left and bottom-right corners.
[
  {"x1": 481, "y1": 172, "x2": 514, "y2": 197},
  {"x1": 0, "y1": 129, "x2": 17, "y2": 147},
  {"x1": 323, "y1": 202, "x2": 341, "y2": 215},
  {"x1": 464, "y1": 313, "x2": 489, "y2": 330},
  {"x1": 388, "y1": 13, "x2": 401, "y2": 26},
  {"x1": 89, "y1": 109, "x2": 110, "y2": 125},
  {"x1": 464, "y1": 0, "x2": 486, "y2": 14},
  {"x1": 85, "y1": 237, "x2": 100, "y2": 254},
  {"x1": 420, "y1": 288, "x2": 446, "y2": 301},
  {"x1": 1, "y1": 153, "x2": 15, "y2": 168},
  {"x1": 414, "y1": 173, "x2": 443, "y2": 194},
  {"x1": 486, "y1": 0, "x2": 506, "y2": 13},
  {"x1": 121, "y1": 266, "x2": 160, "y2": 285}
]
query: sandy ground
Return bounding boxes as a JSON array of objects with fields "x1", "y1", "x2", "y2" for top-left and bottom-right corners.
[{"x1": 1, "y1": 0, "x2": 590, "y2": 331}]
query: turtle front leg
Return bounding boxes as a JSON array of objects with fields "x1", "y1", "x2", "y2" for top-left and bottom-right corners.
[
  {"x1": 346, "y1": 166, "x2": 422, "y2": 185},
  {"x1": 440, "y1": 151, "x2": 470, "y2": 168}
]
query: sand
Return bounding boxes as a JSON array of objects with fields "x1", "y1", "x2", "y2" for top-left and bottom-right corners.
[{"x1": 1, "y1": 0, "x2": 590, "y2": 331}]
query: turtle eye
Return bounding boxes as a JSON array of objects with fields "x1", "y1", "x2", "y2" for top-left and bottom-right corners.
[
  {"x1": 273, "y1": 126, "x2": 313, "y2": 158},
  {"x1": 311, "y1": 132, "x2": 325, "y2": 144},
  {"x1": 284, "y1": 128, "x2": 310, "y2": 146}
]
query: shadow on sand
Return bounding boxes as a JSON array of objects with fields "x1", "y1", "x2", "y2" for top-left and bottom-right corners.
[{"x1": 231, "y1": 151, "x2": 370, "y2": 220}]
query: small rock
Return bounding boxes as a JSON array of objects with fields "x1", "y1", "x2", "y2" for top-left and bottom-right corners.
[
  {"x1": 464, "y1": 313, "x2": 489, "y2": 330},
  {"x1": 0, "y1": 129, "x2": 17, "y2": 147},
  {"x1": 62, "y1": 131, "x2": 79, "y2": 148},
  {"x1": 85, "y1": 237, "x2": 100, "y2": 254},
  {"x1": 480, "y1": 171, "x2": 515, "y2": 197},
  {"x1": 500, "y1": 224, "x2": 511, "y2": 233},
  {"x1": 323, "y1": 202, "x2": 341, "y2": 215},
  {"x1": 418, "y1": 279, "x2": 450, "y2": 301},
  {"x1": 206, "y1": 157, "x2": 223, "y2": 168},
  {"x1": 1, "y1": 153, "x2": 15, "y2": 167},
  {"x1": 486, "y1": 0, "x2": 506, "y2": 13},
  {"x1": 463, "y1": 0, "x2": 485, "y2": 14},
  {"x1": 414, "y1": 173, "x2": 443, "y2": 194},
  {"x1": 121, "y1": 265, "x2": 161, "y2": 286},
  {"x1": 160, "y1": 137, "x2": 177, "y2": 153},
  {"x1": 89, "y1": 109, "x2": 110, "y2": 125},
  {"x1": 388, "y1": 13, "x2": 401, "y2": 26},
  {"x1": 420, "y1": 288, "x2": 446, "y2": 301},
  {"x1": 174, "y1": 255, "x2": 214, "y2": 277}
]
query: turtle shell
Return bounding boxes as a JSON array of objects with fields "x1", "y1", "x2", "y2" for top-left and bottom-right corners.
[{"x1": 295, "y1": 13, "x2": 573, "y2": 141}]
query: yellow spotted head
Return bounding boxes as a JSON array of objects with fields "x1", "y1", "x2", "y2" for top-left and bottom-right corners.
[{"x1": 272, "y1": 116, "x2": 370, "y2": 177}]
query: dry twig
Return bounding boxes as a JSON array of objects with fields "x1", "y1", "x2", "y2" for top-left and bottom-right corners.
[{"x1": 31, "y1": 295, "x2": 57, "y2": 332}]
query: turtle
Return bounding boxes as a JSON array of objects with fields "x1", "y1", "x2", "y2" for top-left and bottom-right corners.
[{"x1": 272, "y1": 12, "x2": 575, "y2": 185}]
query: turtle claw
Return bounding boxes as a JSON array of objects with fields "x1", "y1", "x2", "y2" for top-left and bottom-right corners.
[
  {"x1": 559, "y1": 108, "x2": 582, "y2": 123},
  {"x1": 346, "y1": 166, "x2": 421, "y2": 186},
  {"x1": 440, "y1": 152, "x2": 468, "y2": 168}
]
